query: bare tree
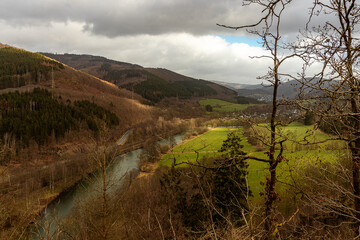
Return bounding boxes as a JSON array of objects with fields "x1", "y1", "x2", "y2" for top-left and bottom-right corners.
[
  {"x1": 295, "y1": 0, "x2": 360, "y2": 236},
  {"x1": 218, "y1": 0, "x2": 296, "y2": 237},
  {"x1": 57, "y1": 123, "x2": 122, "y2": 240}
]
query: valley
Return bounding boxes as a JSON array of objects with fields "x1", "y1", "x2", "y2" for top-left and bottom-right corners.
[
  {"x1": 0, "y1": 45, "x2": 212, "y2": 239},
  {"x1": 1, "y1": 0, "x2": 359, "y2": 239},
  {"x1": 0, "y1": 38, "x2": 357, "y2": 240}
]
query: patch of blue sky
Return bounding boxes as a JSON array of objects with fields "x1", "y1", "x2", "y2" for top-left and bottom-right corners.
[{"x1": 218, "y1": 35, "x2": 262, "y2": 47}]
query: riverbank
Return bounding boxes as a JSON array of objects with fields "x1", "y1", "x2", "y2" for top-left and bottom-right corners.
[
  {"x1": 0, "y1": 116, "x2": 201, "y2": 239},
  {"x1": 31, "y1": 131, "x2": 188, "y2": 239},
  {"x1": 137, "y1": 127, "x2": 209, "y2": 179}
]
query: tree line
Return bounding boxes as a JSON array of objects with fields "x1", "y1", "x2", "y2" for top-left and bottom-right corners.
[{"x1": 0, "y1": 47, "x2": 64, "y2": 89}]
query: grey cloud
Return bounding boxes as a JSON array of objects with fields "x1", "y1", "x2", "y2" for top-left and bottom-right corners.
[
  {"x1": 0, "y1": 18, "x2": 310, "y2": 85},
  {"x1": 0, "y1": 0, "x2": 323, "y2": 85},
  {"x1": 0, "y1": 0, "x2": 316, "y2": 37}
]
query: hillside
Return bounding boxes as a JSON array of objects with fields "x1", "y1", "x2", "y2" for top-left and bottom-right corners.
[
  {"x1": 238, "y1": 81, "x2": 302, "y2": 100},
  {"x1": 0, "y1": 46, "x2": 64, "y2": 89},
  {"x1": 42, "y1": 53, "x2": 237, "y2": 103},
  {"x1": 0, "y1": 44, "x2": 159, "y2": 167},
  {"x1": 0, "y1": 46, "x2": 155, "y2": 126}
]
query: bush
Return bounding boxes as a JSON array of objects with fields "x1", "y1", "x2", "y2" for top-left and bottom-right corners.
[{"x1": 139, "y1": 141, "x2": 161, "y2": 164}]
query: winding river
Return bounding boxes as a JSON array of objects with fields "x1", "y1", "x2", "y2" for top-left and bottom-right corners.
[{"x1": 32, "y1": 133, "x2": 185, "y2": 239}]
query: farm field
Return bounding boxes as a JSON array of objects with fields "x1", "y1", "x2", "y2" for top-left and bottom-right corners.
[
  {"x1": 199, "y1": 98, "x2": 253, "y2": 112},
  {"x1": 159, "y1": 124, "x2": 346, "y2": 201},
  {"x1": 254, "y1": 122, "x2": 344, "y2": 150},
  {"x1": 159, "y1": 128, "x2": 255, "y2": 167}
]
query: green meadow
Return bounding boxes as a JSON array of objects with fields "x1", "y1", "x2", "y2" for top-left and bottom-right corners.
[
  {"x1": 199, "y1": 98, "x2": 252, "y2": 112},
  {"x1": 254, "y1": 122, "x2": 344, "y2": 150},
  {"x1": 159, "y1": 124, "x2": 346, "y2": 201},
  {"x1": 159, "y1": 128, "x2": 255, "y2": 167}
]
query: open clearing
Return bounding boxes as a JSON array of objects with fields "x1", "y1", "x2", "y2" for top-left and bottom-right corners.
[
  {"x1": 199, "y1": 98, "x2": 253, "y2": 112},
  {"x1": 159, "y1": 124, "x2": 346, "y2": 201}
]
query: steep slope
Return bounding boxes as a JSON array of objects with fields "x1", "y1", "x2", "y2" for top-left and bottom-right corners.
[
  {"x1": 42, "y1": 53, "x2": 237, "y2": 103},
  {"x1": 40, "y1": 53, "x2": 142, "y2": 80},
  {"x1": 0, "y1": 44, "x2": 160, "y2": 179},
  {"x1": 0, "y1": 46, "x2": 64, "y2": 89},
  {"x1": 0, "y1": 44, "x2": 160, "y2": 195},
  {"x1": 0, "y1": 45, "x2": 154, "y2": 128}
]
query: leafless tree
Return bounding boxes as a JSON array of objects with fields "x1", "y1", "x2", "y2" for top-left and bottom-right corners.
[
  {"x1": 57, "y1": 123, "x2": 122, "y2": 240},
  {"x1": 218, "y1": 0, "x2": 296, "y2": 238},
  {"x1": 294, "y1": 0, "x2": 360, "y2": 236}
]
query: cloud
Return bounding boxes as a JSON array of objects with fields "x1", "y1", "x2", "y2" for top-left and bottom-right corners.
[
  {"x1": 0, "y1": 19, "x2": 279, "y2": 84},
  {"x1": 0, "y1": 1, "x2": 323, "y2": 84},
  {"x1": 0, "y1": 0, "x2": 315, "y2": 37},
  {"x1": 0, "y1": 19, "x2": 312, "y2": 84}
]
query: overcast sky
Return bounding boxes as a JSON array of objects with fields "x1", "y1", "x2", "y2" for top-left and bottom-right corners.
[{"x1": 0, "y1": 0, "x2": 321, "y2": 84}]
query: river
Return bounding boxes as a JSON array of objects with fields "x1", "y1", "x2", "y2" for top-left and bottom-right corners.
[{"x1": 32, "y1": 133, "x2": 185, "y2": 239}]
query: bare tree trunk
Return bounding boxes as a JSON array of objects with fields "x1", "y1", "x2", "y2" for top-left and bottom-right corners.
[
  {"x1": 299, "y1": 0, "x2": 360, "y2": 236},
  {"x1": 265, "y1": 61, "x2": 280, "y2": 234},
  {"x1": 218, "y1": 1, "x2": 294, "y2": 238},
  {"x1": 348, "y1": 36, "x2": 360, "y2": 236}
]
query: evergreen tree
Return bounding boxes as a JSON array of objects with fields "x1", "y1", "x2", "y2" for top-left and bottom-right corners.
[
  {"x1": 160, "y1": 131, "x2": 251, "y2": 235},
  {"x1": 211, "y1": 131, "x2": 250, "y2": 226}
]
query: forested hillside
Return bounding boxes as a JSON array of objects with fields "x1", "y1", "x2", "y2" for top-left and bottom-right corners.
[
  {"x1": 122, "y1": 71, "x2": 217, "y2": 102},
  {"x1": 42, "y1": 53, "x2": 236, "y2": 103},
  {"x1": 0, "y1": 47, "x2": 64, "y2": 89},
  {"x1": 0, "y1": 45, "x2": 158, "y2": 164},
  {"x1": 0, "y1": 88, "x2": 118, "y2": 163}
]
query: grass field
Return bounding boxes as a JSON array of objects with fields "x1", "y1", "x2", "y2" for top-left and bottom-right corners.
[
  {"x1": 253, "y1": 122, "x2": 344, "y2": 151},
  {"x1": 199, "y1": 99, "x2": 253, "y2": 112},
  {"x1": 159, "y1": 128, "x2": 255, "y2": 167},
  {"x1": 159, "y1": 124, "x2": 346, "y2": 201}
]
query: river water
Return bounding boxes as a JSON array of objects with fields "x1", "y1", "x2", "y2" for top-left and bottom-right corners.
[{"x1": 32, "y1": 133, "x2": 185, "y2": 239}]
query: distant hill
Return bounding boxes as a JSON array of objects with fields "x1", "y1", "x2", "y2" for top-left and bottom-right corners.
[
  {"x1": 42, "y1": 53, "x2": 237, "y2": 103},
  {"x1": 211, "y1": 80, "x2": 258, "y2": 91},
  {"x1": 213, "y1": 79, "x2": 306, "y2": 102}
]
